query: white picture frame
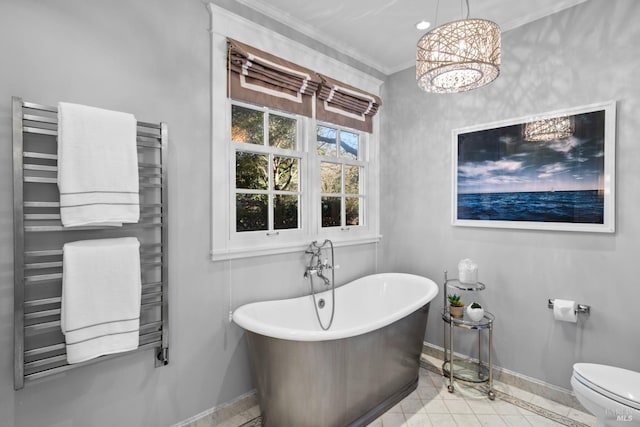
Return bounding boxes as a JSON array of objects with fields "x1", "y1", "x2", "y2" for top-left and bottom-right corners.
[{"x1": 452, "y1": 101, "x2": 616, "y2": 233}]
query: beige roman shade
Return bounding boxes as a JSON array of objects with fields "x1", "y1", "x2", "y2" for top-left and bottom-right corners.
[
  {"x1": 316, "y1": 74, "x2": 382, "y2": 133},
  {"x1": 227, "y1": 38, "x2": 322, "y2": 117}
]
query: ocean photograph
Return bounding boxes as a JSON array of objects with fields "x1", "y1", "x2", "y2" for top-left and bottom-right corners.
[
  {"x1": 455, "y1": 109, "x2": 607, "y2": 225},
  {"x1": 457, "y1": 190, "x2": 604, "y2": 223}
]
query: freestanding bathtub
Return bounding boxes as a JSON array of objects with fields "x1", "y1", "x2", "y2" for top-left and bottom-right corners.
[{"x1": 233, "y1": 272, "x2": 439, "y2": 427}]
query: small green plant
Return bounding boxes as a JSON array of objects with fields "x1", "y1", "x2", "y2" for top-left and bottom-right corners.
[
  {"x1": 470, "y1": 302, "x2": 482, "y2": 309},
  {"x1": 448, "y1": 294, "x2": 464, "y2": 307}
]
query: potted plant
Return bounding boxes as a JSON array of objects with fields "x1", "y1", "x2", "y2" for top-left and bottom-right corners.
[
  {"x1": 448, "y1": 294, "x2": 465, "y2": 318},
  {"x1": 466, "y1": 302, "x2": 485, "y2": 322}
]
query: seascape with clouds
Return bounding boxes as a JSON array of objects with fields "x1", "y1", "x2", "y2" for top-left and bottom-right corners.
[{"x1": 455, "y1": 110, "x2": 606, "y2": 224}]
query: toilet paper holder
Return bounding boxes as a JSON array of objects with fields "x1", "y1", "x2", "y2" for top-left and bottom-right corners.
[{"x1": 547, "y1": 299, "x2": 590, "y2": 315}]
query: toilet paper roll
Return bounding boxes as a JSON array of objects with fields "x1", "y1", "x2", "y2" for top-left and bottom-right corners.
[{"x1": 553, "y1": 299, "x2": 578, "y2": 323}]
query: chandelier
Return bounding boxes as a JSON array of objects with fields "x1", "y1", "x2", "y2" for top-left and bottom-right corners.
[
  {"x1": 523, "y1": 116, "x2": 575, "y2": 141},
  {"x1": 416, "y1": 1, "x2": 501, "y2": 94}
]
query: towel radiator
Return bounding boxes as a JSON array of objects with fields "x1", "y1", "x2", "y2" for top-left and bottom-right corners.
[{"x1": 12, "y1": 97, "x2": 169, "y2": 390}]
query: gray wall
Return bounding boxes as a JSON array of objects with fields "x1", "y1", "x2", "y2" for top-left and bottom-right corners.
[
  {"x1": 380, "y1": 0, "x2": 640, "y2": 390},
  {"x1": 3, "y1": 0, "x2": 637, "y2": 425},
  {"x1": 0, "y1": 1, "x2": 377, "y2": 426}
]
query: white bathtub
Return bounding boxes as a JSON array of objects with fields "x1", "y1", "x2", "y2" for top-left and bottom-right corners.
[
  {"x1": 233, "y1": 272, "x2": 439, "y2": 427},
  {"x1": 233, "y1": 272, "x2": 438, "y2": 341}
]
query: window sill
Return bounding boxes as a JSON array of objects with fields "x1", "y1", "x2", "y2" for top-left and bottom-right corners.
[{"x1": 210, "y1": 234, "x2": 382, "y2": 261}]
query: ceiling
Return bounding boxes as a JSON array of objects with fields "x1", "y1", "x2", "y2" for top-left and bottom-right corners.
[{"x1": 233, "y1": 0, "x2": 588, "y2": 76}]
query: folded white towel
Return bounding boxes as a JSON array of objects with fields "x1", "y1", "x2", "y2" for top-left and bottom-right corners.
[
  {"x1": 61, "y1": 237, "x2": 142, "y2": 364},
  {"x1": 57, "y1": 102, "x2": 139, "y2": 227}
]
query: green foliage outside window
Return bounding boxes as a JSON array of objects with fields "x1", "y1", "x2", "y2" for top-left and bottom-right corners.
[{"x1": 232, "y1": 104, "x2": 300, "y2": 232}]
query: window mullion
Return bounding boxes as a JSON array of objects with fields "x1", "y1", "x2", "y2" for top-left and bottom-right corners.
[
  {"x1": 268, "y1": 156, "x2": 274, "y2": 232},
  {"x1": 230, "y1": 146, "x2": 237, "y2": 238},
  {"x1": 266, "y1": 110, "x2": 274, "y2": 231},
  {"x1": 341, "y1": 164, "x2": 346, "y2": 227}
]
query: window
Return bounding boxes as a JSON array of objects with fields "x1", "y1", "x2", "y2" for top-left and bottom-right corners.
[
  {"x1": 216, "y1": 101, "x2": 378, "y2": 259},
  {"x1": 231, "y1": 103, "x2": 302, "y2": 235},
  {"x1": 317, "y1": 125, "x2": 366, "y2": 229}
]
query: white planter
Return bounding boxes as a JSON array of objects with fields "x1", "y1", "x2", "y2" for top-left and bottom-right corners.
[{"x1": 466, "y1": 304, "x2": 485, "y2": 322}]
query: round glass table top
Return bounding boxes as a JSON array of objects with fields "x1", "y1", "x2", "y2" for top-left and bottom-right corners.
[
  {"x1": 442, "y1": 308, "x2": 494, "y2": 329},
  {"x1": 445, "y1": 279, "x2": 486, "y2": 291}
]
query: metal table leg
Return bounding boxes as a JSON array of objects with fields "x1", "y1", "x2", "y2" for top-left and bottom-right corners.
[
  {"x1": 478, "y1": 328, "x2": 483, "y2": 380},
  {"x1": 488, "y1": 323, "x2": 495, "y2": 400},
  {"x1": 448, "y1": 319, "x2": 454, "y2": 393}
]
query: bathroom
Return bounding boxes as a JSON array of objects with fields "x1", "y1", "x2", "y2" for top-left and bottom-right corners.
[{"x1": 1, "y1": 0, "x2": 639, "y2": 426}]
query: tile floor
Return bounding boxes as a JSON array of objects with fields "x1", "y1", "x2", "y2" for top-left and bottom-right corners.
[
  {"x1": 365, "y1": 367, "x2": 595, "y2": 427},
  {"x1": 228, "y1": 360, "x2": 596, "y2": 427}
]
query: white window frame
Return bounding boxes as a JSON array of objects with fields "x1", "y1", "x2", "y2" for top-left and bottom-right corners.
[
  {"x1": 229, "y1": 101, "x2": 307, "y2": 245},
  {"x1": 211, "y1": 97, "x2": 380, "y2": 260},
  {"x1": 314, "y1": 122, "x2": 369, "y2": 235}
]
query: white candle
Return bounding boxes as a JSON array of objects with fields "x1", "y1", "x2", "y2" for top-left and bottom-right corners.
[{"x1": 458, "y1": 259, "x2": 478, "y2": 284}]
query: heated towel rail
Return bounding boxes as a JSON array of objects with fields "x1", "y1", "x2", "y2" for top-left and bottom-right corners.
[{"x1": 12, "y1": 97, "x2": 169, "y2": 390}]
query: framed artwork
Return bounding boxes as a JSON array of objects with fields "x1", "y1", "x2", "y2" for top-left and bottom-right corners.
[{"x1": 452, "y1": 101, "x2": 616, "y2": 233}]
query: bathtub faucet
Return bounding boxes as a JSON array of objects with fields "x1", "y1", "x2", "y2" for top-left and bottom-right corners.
[
  {"x1": 304, "y1": 241, "x2": 336, "y2": 287},
  {"x1": 317, "y1": 265, "x2": 331, "y2": 287},
  {"x1": 303, "y1": 258, "x2": 331, "y2": 286},
  {"x1": 304, "y1": 239, "x2": 337, "y2": 330}
]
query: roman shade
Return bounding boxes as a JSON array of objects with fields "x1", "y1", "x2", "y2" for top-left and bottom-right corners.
[
  {"x1": 316, "y1": 74, "x2": 382, "y2": 133},
  {"x1": 227, "y1": 38, "x2": 322, "y2": 117}
]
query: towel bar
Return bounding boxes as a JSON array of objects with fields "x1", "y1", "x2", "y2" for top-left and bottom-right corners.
[{"x1": 12, "y1": 96, "x2": 169, "y2": 390}]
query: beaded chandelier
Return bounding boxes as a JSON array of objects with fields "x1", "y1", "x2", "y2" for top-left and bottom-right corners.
[{"x1": 416, "y1": 18, "x2": 501, "y2": 93}]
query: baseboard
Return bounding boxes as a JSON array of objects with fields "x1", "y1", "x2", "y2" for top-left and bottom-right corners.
[
  {"x1": 172, "y1": 390, "x2": 257, "y2": 427},
  {"x1": 422, "y1": 341, "x2": 585, "y2": 411}
]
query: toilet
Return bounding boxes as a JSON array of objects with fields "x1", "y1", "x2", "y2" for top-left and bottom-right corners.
[{"x1": 571, "y1": 363, "x2": 640, "y2": 427}]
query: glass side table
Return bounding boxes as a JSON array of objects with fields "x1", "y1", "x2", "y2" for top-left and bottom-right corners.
[{"x1": 442, "y1": 274, "x2": 495, "y2": 400}]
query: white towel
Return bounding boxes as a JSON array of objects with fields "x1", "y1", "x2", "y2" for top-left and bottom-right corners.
[
  {"x1": 61, "y1": 237, "x2": 142, "y2": 364},
  {"x1": 57, "y1": 102, "x2": 139, "y2": 227}
]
